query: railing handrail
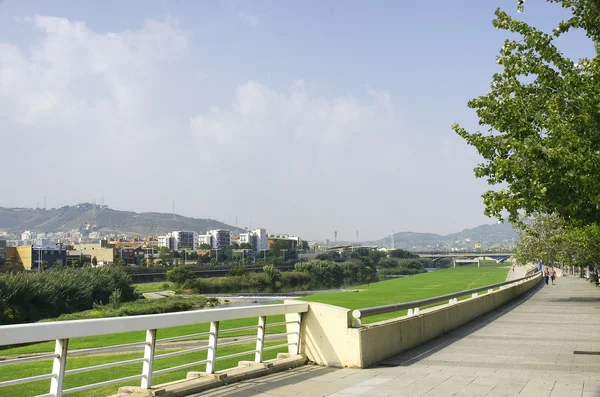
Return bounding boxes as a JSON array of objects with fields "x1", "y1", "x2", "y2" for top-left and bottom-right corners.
[
  {"x1": 352, "y1": 271, "x2": 540, "y2": 326},
  {"x1": 0, "y1": 302, "x2": 309, "y2": 346}
]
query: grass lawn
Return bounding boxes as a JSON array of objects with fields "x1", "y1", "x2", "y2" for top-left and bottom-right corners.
[
  {"x1": 0, "y1": 341, "x2": 288, "y2": 397},
  {"x1": 134, "y1": 282, "x2": 174, "y2": 294},
  {"x1": 301, "y1": 264, "x2": 509, "y2": 324}
]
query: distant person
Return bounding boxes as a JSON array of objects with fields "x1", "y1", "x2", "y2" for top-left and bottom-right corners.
[
  {"x1": 551, "y1": 268, "x2": 557, "y2": 285},
  {"x1": 544, "y1": 268, "x2": 550, "y2": 285}
]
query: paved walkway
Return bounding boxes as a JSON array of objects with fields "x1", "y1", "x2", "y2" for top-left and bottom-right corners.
[{"x1": 193, "y1": 276, "x2": 600, "y2": 397}]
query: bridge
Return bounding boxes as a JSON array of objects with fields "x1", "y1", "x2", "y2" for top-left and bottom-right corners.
[{"x1": 1, "y1": 269, "x2": 599, "y2": 397}]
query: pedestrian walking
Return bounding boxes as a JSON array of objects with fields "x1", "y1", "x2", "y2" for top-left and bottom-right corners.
[
  {"x1": 544, "y1": 268, "x2": 550, "y2": 285},
  {"x1": 551, "y1": 268, "x2": 556, "y2": 285}
]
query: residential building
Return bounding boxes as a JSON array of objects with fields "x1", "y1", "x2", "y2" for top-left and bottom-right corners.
[
  {"x1": 116, "y1": 247, "x2": 145, "y2": 265},
  {"x1": 208, "y1": 229, "x2": 231, "y2": 249},
  {"x1": 21, "y1": 231, "x2": 35, "y2": 242},
  {"x1": 197, "y1": 234, "x2": 213, "y2": 247},
  {"x1": 171, "y1": 231, "x2": 197, "y2": 250},
  {"x1": 239, "y1": 228, "x2": 268, "y2": 252},
  {"x1": 158, "y1": 235, "x2": 177, "y2": 250}
]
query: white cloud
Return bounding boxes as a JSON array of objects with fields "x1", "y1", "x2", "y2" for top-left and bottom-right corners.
[
  {"x1": 0, "y1": 15, "x2": 192, "y2": 208},
  {"x1": 190, "y1": 80, "x2": 408, "y2": 177},
  {"x1": 237, "y1": 10, "x2": 260, "y2": 27}
]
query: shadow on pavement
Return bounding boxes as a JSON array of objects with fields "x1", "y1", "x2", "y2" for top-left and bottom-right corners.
[
  {"x1": 193, "y1": 365, "x2": 338, "y2": 397},
  {"x1": 374, "y1": 280, "x2": 545, "y2": 367}
]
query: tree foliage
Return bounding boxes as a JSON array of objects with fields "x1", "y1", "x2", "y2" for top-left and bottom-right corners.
[
  {"x1": 453, "y1": 1, "x2": 600, "y2": 225},
  {"x1": 515, "y1": 212, "x2": 600, "y2": 268}
]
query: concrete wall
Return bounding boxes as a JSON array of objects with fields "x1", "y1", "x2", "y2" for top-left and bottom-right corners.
[{"x1": 291, "y1": 274, "x2": 540, "y2": 369}]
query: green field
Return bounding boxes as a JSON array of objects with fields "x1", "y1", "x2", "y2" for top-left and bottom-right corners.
[
  {"x1": 301, "y1": 264, "x2": 509, "y2": 323},
  {"x1": 0, "y1": 342, "x2": 287, "y2": 397}
]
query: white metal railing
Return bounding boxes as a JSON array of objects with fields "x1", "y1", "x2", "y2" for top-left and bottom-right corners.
[
  {"x1": 352, "y1": 272, "x2": 541, "y2": 327},
  {"x1": 0, "y1": 302, "x2": 308, "y2": 397}
]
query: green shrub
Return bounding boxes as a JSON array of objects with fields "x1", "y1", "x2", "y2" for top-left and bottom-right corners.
[
  {"x1": 0, "y1": 267, "x2": 136, "y2": 324},
  {"x1": 45, "y1": 296, "x2": 216, "y2": 321},
  {"x1": 166, "y1": 265, "x2": 196, "y2": 286}
]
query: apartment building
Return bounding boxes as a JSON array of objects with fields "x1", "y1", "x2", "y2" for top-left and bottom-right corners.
[
  {"x1": 239, "y1": 228, "x2": 268, "y2": 252},
  {"x1": 208, "y1": 230, "x2": 231, "y2": 249}
]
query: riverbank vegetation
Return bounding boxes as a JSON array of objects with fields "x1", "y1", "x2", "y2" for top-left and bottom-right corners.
[{"x1": 0, "y1": 267, "x2": 136, "y2": 325}]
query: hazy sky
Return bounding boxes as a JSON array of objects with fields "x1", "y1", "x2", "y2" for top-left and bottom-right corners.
[{"x1": 0, "y1": 1, "x2": 595, "y2": 241}]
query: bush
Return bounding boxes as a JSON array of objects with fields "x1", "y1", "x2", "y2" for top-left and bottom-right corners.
[
  {"x1": 227, "y1": 264, "x2": 247, "y2": 277},
  {"x1": 45, "y1": 296, "x2": 218, "y2": 321},
  {"x1": 0, "y1": 267, "x2": 136, "y2": 324},
  {"x1": 166, "y1": 265, "x2": 196, "y2": 286}
]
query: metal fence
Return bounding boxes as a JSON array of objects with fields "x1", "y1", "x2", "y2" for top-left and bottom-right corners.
[
  {"x1": 0, "y1": 302, "x2": 308, "y2": 397},
  {"x1": 352, "y1": 272, "x2": 540, "y2": 327}
]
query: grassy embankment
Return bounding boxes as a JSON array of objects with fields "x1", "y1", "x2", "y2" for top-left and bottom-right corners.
[
  {"x1": 0, "y1": 263, "x2": 509, "y2": 397},
  {"x1": 301, "y1": 262, "x2": 510, "y2": 323}
]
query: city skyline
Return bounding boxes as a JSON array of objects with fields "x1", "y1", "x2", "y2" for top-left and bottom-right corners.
[{"x1": 0, "y1": 1, "x2": 594, "y2": 241}]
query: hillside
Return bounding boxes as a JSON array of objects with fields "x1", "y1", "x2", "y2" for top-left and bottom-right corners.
[
  {"x1": 0, "y1": 203, "x2": 242, "y2": 236},
  {"x1": 372, "y1": 222, "x2": 518, "y2": 250}
]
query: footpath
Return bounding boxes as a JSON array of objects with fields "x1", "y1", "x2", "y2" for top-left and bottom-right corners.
[{"x1": 192, "y1": 275, "x2": 600, "y2": 397}]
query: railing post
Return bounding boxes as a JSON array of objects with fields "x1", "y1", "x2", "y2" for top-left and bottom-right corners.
[
  {"x1": 255, "y1": 316, "x2": 266, "y2": 363},
  {"x1": 413, "y1": 307, "x2": 420, "y2": 315},
  {"x1": 289, "y1": 313, "x2": 302, "y2": 355},
  {"x1": 206, "y1": 321, "x2": 219, "y2": 374},
  {"x1": 141, "y1": 329, "x2": 157, "y2": 389},
  {"x1": 49, "y1": 338, "x2": 68, "y2": 397}
]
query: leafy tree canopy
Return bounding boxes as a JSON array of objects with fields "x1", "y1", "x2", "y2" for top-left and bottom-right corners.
[{"x1": 453, "y1": 0, "x2": 600, "y2": 225}]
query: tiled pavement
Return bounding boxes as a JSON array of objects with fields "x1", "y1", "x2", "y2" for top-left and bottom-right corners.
[{"x1": 192, "y1": 276, "x2": 600, "y2": 397}]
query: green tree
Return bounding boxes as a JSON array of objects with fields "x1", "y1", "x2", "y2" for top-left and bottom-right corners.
[
  {"x1": 40, "y1": 261, "x2": 48, "y2": 271},
  {"x1": 166, "y1": 264, "x2": 196, "y2": 286},
  {"x1": 239, "y1": 243, "x2": 252, "y2": 250},
  {"x1": 198, "y1": 243, "x2": 212, "y2": 250},
  {"x1": 514, "y1": 213, "x2": 567, "y2": 266},
  {"x1": 262, "y1": 264, "x2": 281, "y2": 289},
  {"x1": 228, "y1": 264, "x2": 247, "y2": 277},
  {"x1": 158, "y1": 247, "x2": 174, "y2": 266},
  {"x1": 113, "y1": 259, "x2": 125, "y2": 267},
  {"x1": 453, "y1": 1, "x2": 600, "y2": 225}
]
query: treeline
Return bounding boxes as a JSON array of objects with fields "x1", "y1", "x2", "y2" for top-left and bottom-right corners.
[{"x1": 0, "y1": 267, "x2": 136, "y2": 325}]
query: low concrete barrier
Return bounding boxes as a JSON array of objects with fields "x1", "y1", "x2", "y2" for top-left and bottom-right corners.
[{"x1": 286, "y1": 273, "x2": 540, "y2": 368}]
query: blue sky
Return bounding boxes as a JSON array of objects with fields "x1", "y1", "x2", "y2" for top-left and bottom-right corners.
[{"x1": 0, "y1": 1, "x2": 595, "y2": 240}]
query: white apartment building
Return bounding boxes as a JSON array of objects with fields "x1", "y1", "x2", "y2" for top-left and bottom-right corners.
[
  {"x1": 239, "y1": 228, "x2": 268, "y2": 252},
  {"x1": 208, "y1": 229, "x2": 231, "y2": 249},
  {"x1": 158, "y1": 235, "x2": 177, "y2": 250},
  {"x1": 158, "y1": 231, "x2": 198, "y2": 250},
  {"x1": 21, "y1": 231, "x2": 35, "y2": 242},
  {"x1": 197, "y1": 234, "x2": 213, "y2": 247},
  {"x1": 171, "y1": 231, "x2": 197, "y2": 250}
]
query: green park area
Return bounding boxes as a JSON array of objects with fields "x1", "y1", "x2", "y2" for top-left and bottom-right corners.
[
  {"x1": 301, "y1": 262, "x2": 510, "y2": 323},
  {"x1": 0, "y1": 263, "x2": 510, "y2": 397}
]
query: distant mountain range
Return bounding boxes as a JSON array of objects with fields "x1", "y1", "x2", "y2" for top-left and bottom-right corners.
[
  {"x1": 0, "y1": 203, "x2": 242, "y2": 236},
  {"x1": 370, "y1": 222, "x2": 519, "y2": 250}
]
